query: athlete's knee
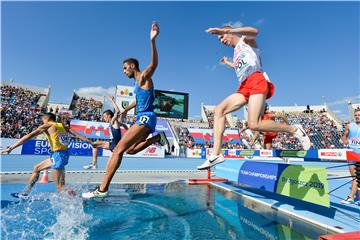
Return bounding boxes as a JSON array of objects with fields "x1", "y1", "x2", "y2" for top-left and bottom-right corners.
[
  {"x1": 33, "y1": 164, "x2": 42, "y2": 173},
  {"x1": 248, "y1": 121, "x2": 261, "y2": 131},
  {"x1": 214, "y1": 105, "x2": 225, "y2": 117}
]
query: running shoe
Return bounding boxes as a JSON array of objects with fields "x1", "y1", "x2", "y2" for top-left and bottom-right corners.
[
  {"x1": 197, "y1": 154, "x2": 225, "y2": 170},
  {"x1": 340, "y1": 196, "x2": 354, "y2": 205},
  {"x1": 293, "y1": 125, "x2": 311, "y2": 150},
  {"x1": 11, "y1": 192, "x2": 29, "y2": 199},
  {"x1": 83, "y1": 164, "x2": 97, "y2": 170},
  {"x1": 82, "y1": 186, "x2": 108, "y2": 199},
  {"x1": 159, "y1": 131, "x2": 170, "y2": 153}
]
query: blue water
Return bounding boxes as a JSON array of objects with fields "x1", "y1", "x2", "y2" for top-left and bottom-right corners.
[{"x1": 1, "y1": 183, "x2": 317, "y2": 240}]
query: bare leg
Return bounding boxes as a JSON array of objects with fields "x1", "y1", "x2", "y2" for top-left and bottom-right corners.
[
  {"x1": 126, "y1": 134, "x2": 160, "y2": 155},
  {"x1": 99, "y1": 124, "x2": 151, "y2": 192},
  {"x1": 213, "y1": 93, "x2": 247, "y2": 155},
  {"x1": 23, "y1": 158, "x2": 52, "y2": 194},
  {"x1": 348, "y1": 165, "x2": 357, "y2": 199},
  {"x1": 91, "y1": 142, "x2": 110, "y2": 166},
  {"x1": 247, "y1": 94, "x2": 297, "y2": 133},
  {"x1": 92, "y1": 148, "x2": 99, "y2": 166},
  {"x1": 52, "y1": 168, "x2": 65, "y2": 192}
]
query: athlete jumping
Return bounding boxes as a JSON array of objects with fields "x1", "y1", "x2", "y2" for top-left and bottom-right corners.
[
  {"x1": 82, "y1": 21, "x2": 169, "y2": 199},
  {"x1": 198, "y1": 24, "x2": 311, "y2": 170},
  {"x1": 1, "y1": 113, "x2": 93, "y2": 198}
]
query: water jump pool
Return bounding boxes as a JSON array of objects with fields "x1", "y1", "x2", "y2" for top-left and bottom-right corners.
[{"x1": 1, "y1": 182, "x2": 320, "y2": 240}]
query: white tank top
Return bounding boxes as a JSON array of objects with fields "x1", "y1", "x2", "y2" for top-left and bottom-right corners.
[
  {"x1": 233, "y1": 36, "x2": 263, "y2": 83},
  {"x1": 348, "y1": 122, "x2": 360, "y2": 154}
]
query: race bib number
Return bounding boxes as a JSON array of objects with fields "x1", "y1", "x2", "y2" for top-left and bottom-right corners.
[{"x1": 139, "y1": 116, "x2": 149, "y2": 124}]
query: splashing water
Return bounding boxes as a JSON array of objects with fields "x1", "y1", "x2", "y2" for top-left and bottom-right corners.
[{"x1": 1, "y1": 188, "x2": 93, "y2": 240}]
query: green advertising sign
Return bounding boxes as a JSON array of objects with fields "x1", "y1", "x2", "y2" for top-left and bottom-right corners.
[
  {"x1": 239, "y1": 150, "x2": 255, "y2": 156},
  {"x1": 279, "y1": 150, "x2": 307, "y2": 157},
  {"x1": 276, "y1": 165, "x2": 330, "y2": 207}
]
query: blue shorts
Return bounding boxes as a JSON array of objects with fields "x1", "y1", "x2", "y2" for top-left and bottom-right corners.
[
  {"x1": 135, "y1": 111, "x2": 157, "y2": 133},
  {"x1": 50, "y1": 150, "x2": 69, "y2": 169}
]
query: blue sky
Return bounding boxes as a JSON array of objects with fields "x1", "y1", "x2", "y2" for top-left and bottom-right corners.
[{"x1": 2, "y1": 1, "x2": 359, "y2": 120}]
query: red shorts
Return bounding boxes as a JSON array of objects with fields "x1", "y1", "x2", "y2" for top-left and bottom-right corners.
[
  {"x1": 236, "y1": 71, "x2": 275, "y2": 101},
  {"x1": 264, "y1": 133, "x2": 277, "y2": 145}
]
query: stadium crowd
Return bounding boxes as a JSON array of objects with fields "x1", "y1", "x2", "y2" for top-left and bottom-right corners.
[
  {"x1": 72, "y1": 97, "x2": 103, "y2": 122},
  {"x1": 1, "y1": 85, "x2": 43, "y2": 138}
]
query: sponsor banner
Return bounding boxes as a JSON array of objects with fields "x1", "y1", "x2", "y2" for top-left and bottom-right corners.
[
  {"x1": 216, "y1": 160, "x2": 245, "y2": 182},
  {"x1": 103, "y1": 145, "x2": 165, "y2": 158},
  {"x1": 186, "y1": 148, "x2": 202, "y2": 158},
  {"x1": 21, "y1": 139, "x2": 100, "y2": 156},
  {"x1": 259, "y1": 150, "x2": 273, "y2": 157},
  {"x1": 0, "y1": 138, "x2": 23, "y2": 154},
  {"x1": 318, "y1": 149, "x2": 347, "y2": 160},
  {"x1": 153, "y1": 119, "x2": 174, "y2": 138},
  {"x1": 238, "y1": 162, "x2": 288, "y2": 192},
  {"x1": 116, "y1": 85, "x2": 136, "y2": 115},
  {"x1": 187, "y1": 128, "x2": 241, "y2": 144},
  {"x1": 276, "y1": 165, "x2": 330, "y2": 207},
  {"x1": 70, "y1": 120, "x2": 111, "y2": 140},
  {"x1": 216, "y1": 160, "x2": 330, "y2": 207}
]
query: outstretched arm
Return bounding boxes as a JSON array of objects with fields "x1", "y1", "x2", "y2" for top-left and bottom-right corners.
[
  {"x1": 63, "y1": 124, "x2": 92, "y2": 144},
  {"x1": 1, "y1": 124, "x2": 51, "y2": 154},
  {"x1": 140, "y1": 21, "x2": 160, "y2": 83},
  {"x1": 206, "y1": 26, "x2": 259, "y2": 39}
]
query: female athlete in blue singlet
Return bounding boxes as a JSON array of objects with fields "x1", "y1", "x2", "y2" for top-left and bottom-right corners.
[{"x1": 82, "y1": 21, "x2": 169, "y2": 199}]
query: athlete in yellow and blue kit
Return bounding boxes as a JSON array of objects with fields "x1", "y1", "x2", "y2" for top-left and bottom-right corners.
[{"x1": 2, "y1": 112, "x2": 93, "y2": 198}]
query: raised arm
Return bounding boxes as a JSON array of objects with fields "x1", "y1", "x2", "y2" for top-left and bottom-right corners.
[
  {"x1": 1, "y1": 124, "x2": 51, "y2": 154},
  {"x1": 108, "y1": 96, "x2": 120, "y2": 125},
  {"x1": 140, "y1": 21, "x2": 160, "y2": 83},
  {"x1": 342, "y1": 123, "x2": 350, "y2": 146}
]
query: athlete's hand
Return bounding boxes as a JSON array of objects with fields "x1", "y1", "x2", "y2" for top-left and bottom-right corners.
[
  {"x1": 150, "y1": 21, "x2": 160, "y2": 41},
  {"x1": 1, "y1": 146, "x2": 13, "y2": 154},
  {"x1": 107, "y1": 96, "x2": 115, "y2": 102},
  {"x1": 220, "y1": 56, "x2": 228, "y2": 64},
  {"x1": 206, "y1": 27, "x2": 230, "y2": 35}
]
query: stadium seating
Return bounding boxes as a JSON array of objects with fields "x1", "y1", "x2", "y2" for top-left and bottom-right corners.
[{"x1": 1, "y1": 84, "x2": 47, "y2": 138}]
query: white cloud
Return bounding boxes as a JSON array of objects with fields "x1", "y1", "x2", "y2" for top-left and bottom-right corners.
[
  {"x1": 205, "y1": 65, "x2": 217, "y2": 71},
  {"x1": 75, "y1": 86, "x2": 116, "y2": 99},
  {"x1": 254, "y1": 18, "x2": 264, "y2": 26},
  {"x1": 327, "y1": 95, "x2": 360, "y2": 106},
  {"x1": 223, "y1": 20, "x2": 244, "y2": 28}
]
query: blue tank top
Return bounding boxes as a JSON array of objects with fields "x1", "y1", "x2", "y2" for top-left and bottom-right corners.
[
  {"x1": 134, "y1": 82, "x2": 154, "y2": 113},
  {"x1": 348, "y1": 122, "x2": 360, "y2": 154},
  {"x1": 110, "y1": 125, "x2": 121, "y2": 144}
]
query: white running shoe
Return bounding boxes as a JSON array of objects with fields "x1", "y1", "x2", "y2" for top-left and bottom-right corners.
[
  {"x1": 83, "y1": 164, "x2": 97, "y2": 170},
  {"x1": 82, "y1": 186, "x2": 108, "y2": 199},
  {"x1": 293, "y1": 125, "x2": 311, "y2": 150},
  {"x1": 159, "y1": 131, "x2": 170, "y2": 153},
  {"x1": 197, "y1": 154, "x2": 225, "y2": 170},
  {"x1": 340, "y1": 196, "x2": 354, "y2": 205}
]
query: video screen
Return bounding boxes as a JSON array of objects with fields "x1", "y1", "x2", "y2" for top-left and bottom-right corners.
[{"x1": 153, "y1": 90, "x2": 189, "y2": 119}]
